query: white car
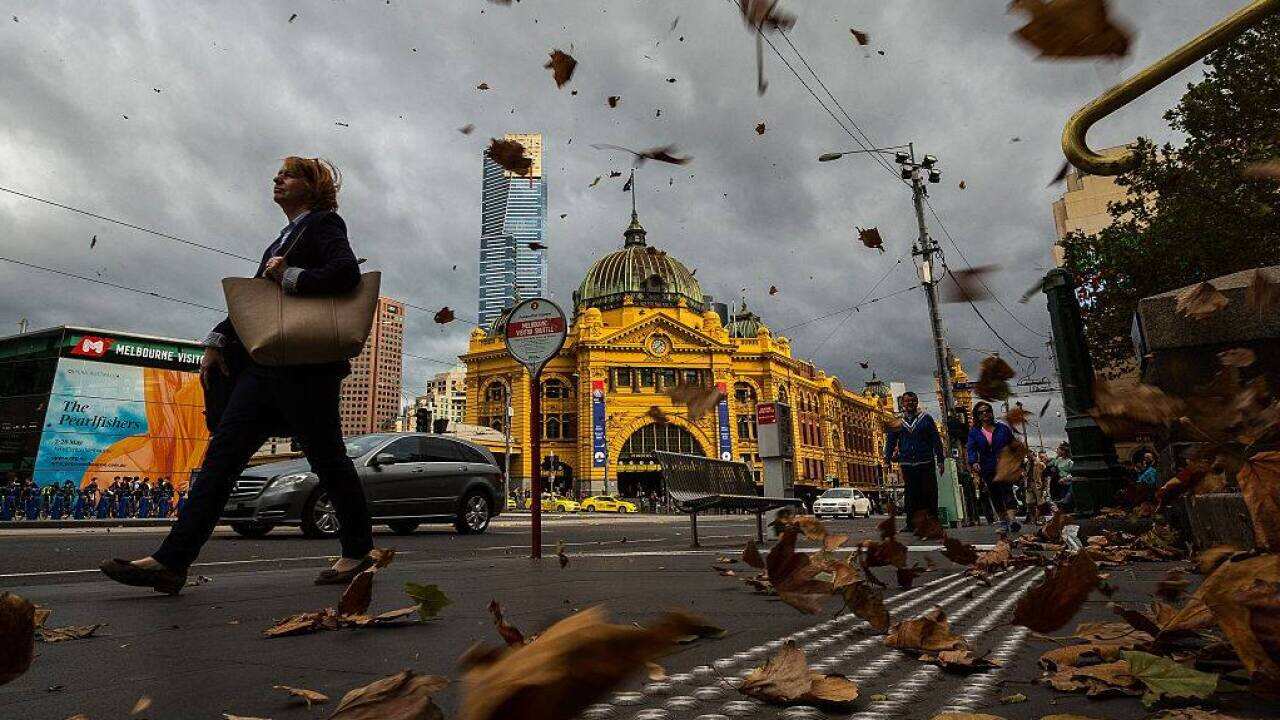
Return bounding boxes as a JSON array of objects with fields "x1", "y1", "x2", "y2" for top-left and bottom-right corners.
[{"x1": 813, "y1": 488, "x2": 872, "y2": 518}]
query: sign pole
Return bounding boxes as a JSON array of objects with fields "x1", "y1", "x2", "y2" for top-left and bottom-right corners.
[
  {"x1": 530, "y1": 370, "x2": 543, "y2": 559},
  {"x1": 502, "y1": 297, "x2": 567, "y2": 562}
]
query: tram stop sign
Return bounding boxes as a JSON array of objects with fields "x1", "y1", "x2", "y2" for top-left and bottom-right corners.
[{"x1": 503, "y1": 298, "x2": 567, "y2": 375}]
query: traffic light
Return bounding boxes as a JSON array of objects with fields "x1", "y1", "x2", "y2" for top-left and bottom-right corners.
[{"x1": 414, "y1": 408, "x2": 430, "y2": 433}]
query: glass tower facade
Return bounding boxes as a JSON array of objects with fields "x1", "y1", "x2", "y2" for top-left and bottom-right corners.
[{"x1": 479, "y1": 132, "x2": 547, "y2": 328}]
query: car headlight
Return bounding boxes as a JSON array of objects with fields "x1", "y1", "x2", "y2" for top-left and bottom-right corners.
[{"x1": 269, "y1": 472, "x2": 312, "y2": 490}]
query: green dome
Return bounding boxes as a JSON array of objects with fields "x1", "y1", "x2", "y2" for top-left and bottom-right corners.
[{"x1": 573, "y1": 210, "x2": 706, "y2": 313}]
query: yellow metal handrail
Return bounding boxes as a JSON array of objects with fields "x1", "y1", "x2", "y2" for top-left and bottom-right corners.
[{"x1": 1063, "y1": 0, "x2": 1280, "y2": 176}]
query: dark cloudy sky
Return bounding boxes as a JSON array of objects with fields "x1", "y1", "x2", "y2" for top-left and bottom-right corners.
[{"x1": 0, "y1": 0, "x2": 1243, "y2": 445}]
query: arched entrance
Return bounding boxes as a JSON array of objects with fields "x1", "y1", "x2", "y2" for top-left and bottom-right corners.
[{"x1": 616, "y1": 422, "x2": 707, "y2": 500}]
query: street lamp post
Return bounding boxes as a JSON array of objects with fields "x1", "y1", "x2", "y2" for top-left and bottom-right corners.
[{"x1": 502, "y1": 376, "x2": 513, "y2": 502}]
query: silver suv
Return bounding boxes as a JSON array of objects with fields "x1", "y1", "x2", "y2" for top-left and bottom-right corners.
[{"x1": 219, "y1": 433, "x2": 504, "y2": 538}]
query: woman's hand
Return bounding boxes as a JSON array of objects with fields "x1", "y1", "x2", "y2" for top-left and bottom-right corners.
[
  {"x1": 200, "y1": 347, "x2": 230, "y2": 389},
  {"x1": 264, "y1": 256, "x2": 287, "y2": 284},
  {"x1": 970, "y1": 462, "x2": 982, "y2": 476}
]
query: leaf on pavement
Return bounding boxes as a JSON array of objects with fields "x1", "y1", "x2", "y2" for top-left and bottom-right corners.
[
  {"x1": 739, "y1": 641, "x2": 859, "y2": 709},
  {"x1": 1190, "y1": 553, "x2": 1280, "y2": 683},
  {"x1": 1009, "y1": 0, "x2": 1132, "y2": 58},
  {"x1": 911, "y1": 511, "x2": 946, "y2": 541},
  {"x1": 487, "y1": 138, "x2": 533, "y2": 176},
  {"x1": 1013, "y1": 553, "x2": 1100, "y2": 633},
  {"x1": 971, "y1": 540, "x2": 1013, "y2": 574},
  {"x1": 370, "y1": 606, "x2": 421, "y2": 625},
  {"x1": 885, "y1": 607, "x2": 968, "y2": 652},
  {"x1": 742, "y1": 540, "x2": 765, "y2": 569},
  {"x1": 339, "y1": 569, "x2": 377, "y2": 617},
  {"x1": 842, "y1": 582, "x2": 890, "y2": 632},
  {"x1": 263, "y1": 611, "x2": 328, "y2": 638},
  {"x1": 1237, "y1": 452, "x2": 1280, "y2": 552},
  {"x1": 131, "y1": 696, "x2": 152, "y2": 715},
  {"x1": 1047, "y1": 659, "x2": 1140, "y2": 697},
  {"x1": 862, "y1": 537, "x2": 909, "y2": 570},
  {"x1": 331, "y1": 670, "x2": 447, "y2": 720},
  {"x1": 931, "y1": 715, "x2": 1008, "y2": 720},
  {"x1": 1245, "y1": 268, "x2": 1280, "y2": 314},
  {"x1": 942, "y1": 537, "x2": 979, "y2": 566},
  {"x1": 1235, "y1": 579, "x2": 1280, "y2": 680},
  {"x1": 37, "y1": 624, "x2": 102, "y2": 642},
  {"x1": 896, "y1": 564, "x2": 929, "y2": 589},
  {"x1": 1176, "y1": 282, "x2": 1230, "y2": 320},
  {"x1": 922, "y1": 648, "x2": 1001, "y2": 673},
  {"x1": 544, "y1": 49, "x2": 577, "y2": 88},
  {"x1": 1122, "y1": 650, "x2": 1219, "y2": 707},
  {"x1": 273, "y1": 685, "x2": 330, "y2": 707},
  {"x1": 1039, "y1": 643, "x2": 1116, "y2": 671},
  {"x1": 458, "y1": 606, "x2": 705, "y2": 720},
  {"x1": 976, "y1": 355, "x2": 1015, "y2": 401},
  {"x1": 0, "y1": 591, "x2": 35, "y2": 686},
  {"x1": 404, "y1": 583, "x2": 452, "y2": 620},
  {"x1": 370, "y1": 547, "x2": 396, "y2": 569},
  {"x1": 1156, "y1": 570, "x2": 1191, "y2": 603}
]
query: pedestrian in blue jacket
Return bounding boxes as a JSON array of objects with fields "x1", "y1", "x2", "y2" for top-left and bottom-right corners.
[
  {"x1": 966, "y1": 401, "x2": 1021, "y2": 534},
  {"x1": 883, "y1": 391, "x2": 945, "y2": 532}
]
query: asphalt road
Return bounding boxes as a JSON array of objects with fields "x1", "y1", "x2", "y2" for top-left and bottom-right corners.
[{"x1": 2, "y1": 515, "x2": 1275, "y2": 720}]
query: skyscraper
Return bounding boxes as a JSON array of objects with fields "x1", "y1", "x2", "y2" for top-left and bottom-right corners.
[
  {"x1": 479, "y1": 132, "x2": 547, "y2": 328},
  {"x1": 339, "y1": 296, "x2": 404, "y2": 437}
]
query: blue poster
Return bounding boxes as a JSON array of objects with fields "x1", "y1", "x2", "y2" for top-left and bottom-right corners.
[
  {"x1": 716, "y1": 382, "x2": 733, "y2": 461},
  {"x1": 591, "y1": 380, "x2": 606, "y2": 467}
]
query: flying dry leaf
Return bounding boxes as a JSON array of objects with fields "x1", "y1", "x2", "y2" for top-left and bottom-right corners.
[
  {"x1": 476, "y1": 82, "x2": 490, "y2": 90},
  {"x1": 994, "y1": 439, "x2": 1028, "y2": 484},
  {"x1": 544, "y1": 49, "x2": 577, "y2": 88},
  {"x1": 1006, "y1": 405, "x2": 1031, "y2": 427},
  {"x1": 755, "y1": 122, "x2": 766, "y2": 135},
  {"x1": 589, "y1": 143, "x2": 692, "y2": 166},
  {"x1": 274, "y1": 685, "x2": 329, "y2": 707},
  {"x1": 862, "y1": 537, "x2": 909, "y2": 570},
  {"x1": 896, "y1": 564, "x2": 929, "y2": 589},
  {"x1": 667, "y1": 385, "x2": 725, "y2": 422},
  {"x1": 1218, "y1": 348, "x2": 1257, "y2": 369},
  {"x1": 885, "y1": 607, "x2": 969, "y2": 652},
  {"x1": 911, "y1": 510, "x2": 947, "y2": 541},
  {"x1": 1185, "y1": 554, "x2": 1280, "y2": 682},
  {"x1": 458, "y1": 124, "x2": 475, "y2": 135},
  {"x1": 742, "y1": 540, "x2": 765, "y2": 569},
  {"x1": 1090, "y1": 380, "x2": 1185, "y2": 438},
  {"x1": 339, "y1": 568, "x2": 377, "y2": 617},
  {"x1": 370, "y1": 547, "x2": 396, "y2": 569},
  {"x1": 1245, "y1": 268, "x2": 1280, "y2": 314},
  {"x1": 331, "y1": 670, "x2": 447, "y2": 720},
  {"x1": 1013, "y1": 553, "x2": 1100, "y2": 632},
  {"x1": 646, "y1": 406, "x2": 669, "y2": 424},
  {"x1": 1237, "y1": 452, "x2": 1280, "y2": 553},
  {"x1": 857, "y1": 226, "x2": 885, "y2": 253},
  {"x1": 487, "y1": 600, "x2": 526, "y2": 647},
  {"x1": 1010, "y1": 0, "x2": 1132, "y2": 58},
  {"x1": 607, "y1": 95, "x2": 619, "y2": 108},
  {"x1": 976, "y1": 355, "x2": 1015, "y2": 401},
  {"x1": 131, "y1": 696, "x2": 152, "y2": 715},
  {"x1": 942, "y1": 537, "x2": 979, "y2": 566},
  {"x1": 943, "y1": 265, "x2": 998, "y2": 303},
  {"x1": 486, "y1": 138, "x2": 532, "y2": 175},
  {"x1": 972, "y1": 539, "x2": 1014, "y2": 574},
  {"x1": 739, "y1": 641, "x2": 859, "y2": 708},
  {"x1": 1242, "y1": 160, "x2": 1280, "y2": 180},
  {"x1": 842, "y1": 582, "x2": 890, "y2": 632},
  {"x1": 768, "y1": 285, "x2": 779, "y2": 295},
  {"x1": 1235, "y1": 580, "x2": 1280, "y2": 677},
  {"x1": 459, "y1": 607, "x2": 705, "y2": 720},
  {"x1": 433, "y1": 307, "x2": 455, "y2": 324},
  {"x1": 739, "y1": 0, "x2": 796, "y2": 31},
  {"x1": 850, "y1": 28, "x2": 870, "y2": 45},
  {"x1": 528, "y1": 241, "x2": 547, "y2": 251},
  {"x1": 0, "y1": 592, "x2": 34, "y2": 686},
  {"x1": 1176, "y1": 282, "x2": 1229, "y2": 320}
]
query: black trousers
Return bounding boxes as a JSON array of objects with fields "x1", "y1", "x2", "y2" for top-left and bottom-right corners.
[
  {"x1": 982, "y1": 471, "x2": 1019, "y2": 516},
  {"x1": 900, "y1": 462, "x2": 939, "y2": 530},
  {"x1": 154, "y1": 367, "x2": 372, "y2": 570}
]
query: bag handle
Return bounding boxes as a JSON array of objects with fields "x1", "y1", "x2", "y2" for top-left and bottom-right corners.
[{"x1": 276, "y1": 210, "x2": 331, "y2": 261}]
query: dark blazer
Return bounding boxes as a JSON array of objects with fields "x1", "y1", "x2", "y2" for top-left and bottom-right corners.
[
  {"x1": 966, "y1": 422, "x2": 1016, "y2": 479},
  {"x1": 203, "y1": 210, "x2": 361, "y2": 431},
  {"x1": 883, "y1": 412, "x2": 945, "y2": 466}
]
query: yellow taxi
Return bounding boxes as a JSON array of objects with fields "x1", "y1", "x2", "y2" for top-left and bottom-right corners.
[
  {"x1": 505, "y1": 496, "x2": 517, "y2": 511},
  {"x1": 524, "y1": 494, "x2": 580, "y2": 513},
  {"x1": 579, "y1": 495, "x2": 639, "y2": 513}
]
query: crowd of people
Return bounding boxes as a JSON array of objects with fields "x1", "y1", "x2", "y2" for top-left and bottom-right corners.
[{"x1": 0, "y1": 474, "x2": 185, "y2": 521}]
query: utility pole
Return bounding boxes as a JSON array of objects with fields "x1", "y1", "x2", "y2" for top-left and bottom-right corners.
[
  {"x1": 901, "y1": 144, "x2": 955, "y2": 422},
  {"x1": 503, "y1": 375, "x2": 513, "y2": 501}
]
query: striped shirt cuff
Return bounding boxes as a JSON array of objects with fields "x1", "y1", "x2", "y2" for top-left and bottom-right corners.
[
  {"x1": 281, "y1": 266, "x2": 304, "y2": 294},
  {"x1": 203, "y1": 331, "x2": 227, "y2": 348}
]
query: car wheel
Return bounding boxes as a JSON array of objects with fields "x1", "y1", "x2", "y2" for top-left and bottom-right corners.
[
  {"x1": 230, "y1": 522, "x2": 273, "y2": 539},
  {"x1": 616, "y1": 507, "x2": 626, "y2": 513},
  {"x1": 455, "y1": 491, "x2": 491, "y2": 534},
  {"x1": 301, "y1": 490, "x2": 340, "y2": 539},
  {"x1": 585, "y1": 506, "x2": 595, "y2": 512},
  {"x1": 387, "y1": 521, "x2": 419, "y2": 535}
]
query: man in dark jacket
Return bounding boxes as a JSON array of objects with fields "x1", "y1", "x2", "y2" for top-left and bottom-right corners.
[
  {"x1": 100, "y1": 156, "x2": 374, "y2": 594},
  {"x1": 883, "y1": 391, "x2": 945, "y2": 532}
]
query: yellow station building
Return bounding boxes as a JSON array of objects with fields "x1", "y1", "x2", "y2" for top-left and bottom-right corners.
[{"x1": 461, "y1": 206, "x2": 897, "y2": 500}]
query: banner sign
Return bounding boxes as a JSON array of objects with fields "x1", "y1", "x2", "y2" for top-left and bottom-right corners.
[
  {"x1": 63, "y1": 333, "x2": 203, "y2": 371},
  {"x1": 32, "y1": 357, "x2": 210, "y2": 490},
  {"x1": 591, "y1": 380, "x2": 607, "y2": 468},
  {"x1": 715, "y1": 382, "x2": 732, "y2": 461}
]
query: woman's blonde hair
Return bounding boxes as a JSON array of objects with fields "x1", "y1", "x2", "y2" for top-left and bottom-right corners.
[{"x1": 281, "y1": 156, "x2": 341, "y2": 211}]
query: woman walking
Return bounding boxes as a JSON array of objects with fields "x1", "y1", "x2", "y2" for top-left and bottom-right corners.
[
  {"x1": 100, "y1": 156, "x2": 374, "y2": 595},
  {"x1": 966, "y1": 401, "x2": 1021, "y2": 534}
]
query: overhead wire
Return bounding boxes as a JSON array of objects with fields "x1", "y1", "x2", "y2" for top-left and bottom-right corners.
[{"x1": 0, "y1": 255, "x2": 225, "y2": 313}]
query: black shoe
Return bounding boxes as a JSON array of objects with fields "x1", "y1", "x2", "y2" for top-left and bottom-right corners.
[
  {"x1": 314, "y1": 555, "x2": 375, "y2": 586},
  {"x1": 99, "y1": 558, "x2": 187, "y2": 595},
  {"x1": 1010, "y1": 521, "x2": 1023, "y2": 533}
]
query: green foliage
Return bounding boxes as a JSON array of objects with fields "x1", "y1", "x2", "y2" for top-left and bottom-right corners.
[
  {"x1": 1122, "y1": 651, "x2": 1219, "y2": 707},
  {"x1": 1061, "y1": 17, "x2": 1280, "y2": 368},
  {"x1": 404, "y1": 582, "x2": 452, "y2": 620}
]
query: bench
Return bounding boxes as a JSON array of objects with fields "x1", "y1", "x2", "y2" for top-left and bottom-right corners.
[{"x1": 654, "y1": 451, "x2": 803, "y2": 547}]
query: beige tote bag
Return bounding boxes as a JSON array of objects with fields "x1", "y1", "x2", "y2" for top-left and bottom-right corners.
[{"x1": 222, "y1": 224, "x2": 380, "y2": 366}]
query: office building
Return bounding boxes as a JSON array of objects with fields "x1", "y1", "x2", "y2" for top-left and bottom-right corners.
[
  {"x1": 1051, "y1": 159, "x2": 1130, "y2": 266},
  {"x1": 426, "y1": 365, "x2": 468, "y2": 429},
  {"x1": 339, "y1": 297, "x2": 405, "y2": 436},
  {"x1": 478, "y1": 132, "x2": 548, "y2": 327}
]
